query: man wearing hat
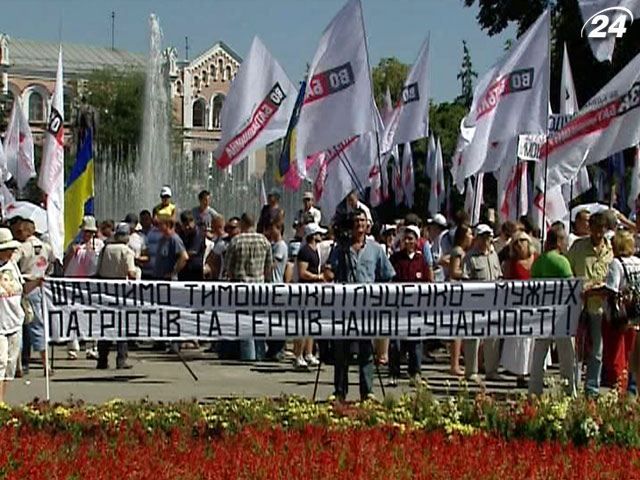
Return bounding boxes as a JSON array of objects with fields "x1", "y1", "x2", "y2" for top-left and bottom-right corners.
[
  {"x1": 426, "y1": 213, "x2": 450, "y2": 282},
  {"x1": 14, "y1": 218, "x2": 55, "y2": 377},
  {"x1": 257, "y1": 188, "x2": 281, "y2": 234},
  {"x1": 95, "y1": 222, "x2": 140, "y2": 369},
  {"x1": 461, "y1": 224, "x2": 503, "y2": 384},
  {"x1": 0, "y1": 228, "x2": 42, "y2": 402},
  {"x1": 153, "y1": 186, "x2": 177, "y2": 221},
  {"x1": 63, "y1": 215, "x2": 104, "y2": 360},
  {"x1": 297, "y1": 192, "x2": 322, "y2": 226}
]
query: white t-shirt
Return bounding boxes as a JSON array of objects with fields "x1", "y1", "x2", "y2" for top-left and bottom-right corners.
[
  {"x1": 128, "y1": 231, "x2": 147, "y2": 259},
  {"x1": 65, "y1": 238, "x2": 105, "y2": 278},
  {"x1": 606, "y1": 256, "x2": 640, "y2": 293},
  {"x1": 0, "y1": 260, "x2": 24, "y2": 335}
]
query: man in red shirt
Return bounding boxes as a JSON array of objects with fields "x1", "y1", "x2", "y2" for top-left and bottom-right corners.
[{"x1": 389, "y1": 225, "x2": 433, "y2": 386}]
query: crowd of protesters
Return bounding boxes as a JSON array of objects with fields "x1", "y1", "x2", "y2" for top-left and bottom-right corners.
[{"x1": 1, "y1": 184, "x2": 640, "y2": 402}]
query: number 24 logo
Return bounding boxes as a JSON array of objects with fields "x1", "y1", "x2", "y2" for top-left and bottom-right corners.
[{"x1": 581, "y1": 7, "x2": 634, "y2": 39}]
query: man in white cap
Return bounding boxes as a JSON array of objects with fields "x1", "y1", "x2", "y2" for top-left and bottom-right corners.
[
  {"x1": 95, "y1": 222, "x2": 140, "y2": 370},
  {"x1": 461, "y1": 224, "x2": 503, "y2": 384},
  {"x1": 153, "y1": 186, "x2": 177, "y2": 221},
  {"x1": 0, "y1": 227, "x2": 42, "y2": 402},
  {"x1": 426, "y1": 213, "x2": 449, "y2": 282},
  {"x1": 297, "y1": 192, "x2": 322, "y2": 225},
  {"x1": 63, "y1": 215, "x2": 104, "y2": 360}
]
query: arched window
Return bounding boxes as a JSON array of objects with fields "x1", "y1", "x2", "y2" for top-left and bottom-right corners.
[
  {"x1": 193, "y1": 75, "x2": 199, "y2": 90},
  {"x1": 192, "y1": 98, "x2": 206, "y2": 128},
  {"x1": 212, "y1": 94, "x2": 224, "y2": 129},
  {"x1": 28, "y1": 91, "x2": 44, "y2": 122},
  {"x1": 224, "y1": 65, "x2": 232, "y2": 82},
  {"x1": 202, "y1": 70, "x2": 208, "y2": 86},
  {"x1": 218, "y1": 59, "x2": 224, "y2": 80},
  {"x1": 210, "y1": 64, "x2": 217, "y2": 81},
  {"x1": 175, "y1": 80, "x2": 183, "y2": 95}
]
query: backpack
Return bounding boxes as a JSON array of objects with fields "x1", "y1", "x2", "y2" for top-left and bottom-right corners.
[{"x1": 609, "y1": 257, "x2": 640, "y2": 328}]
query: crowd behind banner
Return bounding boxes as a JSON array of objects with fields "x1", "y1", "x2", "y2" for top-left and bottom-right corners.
[{"x1": 1, "y1": 184, "x2": 640, "y2": 402}]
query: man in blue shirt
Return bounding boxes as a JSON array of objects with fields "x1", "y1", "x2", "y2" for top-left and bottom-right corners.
[{"x1": 326, "y1": 208, "x2": 395, "y2": 401}]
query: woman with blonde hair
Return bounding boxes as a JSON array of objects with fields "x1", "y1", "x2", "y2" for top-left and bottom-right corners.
[
  {"x1": 603, "y1": 229, "x2": 640, "y2": 391},
  {"x1": 501, "y1": 230, "x2": 538, "y2": 388}
]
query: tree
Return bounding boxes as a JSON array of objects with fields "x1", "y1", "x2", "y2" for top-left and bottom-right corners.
[
  {"x1": 84, "y1": 68, "x2": 145, "y2": 161},
  {"x1": 463, "y1": 0, "x2": 640, "y2": 112},
  {"x1": 456, "y1": 40, "x2": 478, "y2": 107},
  {"x1": 371, "y1": 57, "x2": 410, "y2": 108}
]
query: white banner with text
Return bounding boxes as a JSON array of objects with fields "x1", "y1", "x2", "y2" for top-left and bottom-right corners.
[{"x1": 43, "y1": 278, "x2": 582, "y2": 341}]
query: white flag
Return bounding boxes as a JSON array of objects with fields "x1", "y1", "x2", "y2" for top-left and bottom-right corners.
[
  {"x1": 296, "y1": 0, "x2": 376, "y2": 160},
  {"x1": 545, "y1": 50, "x2": 640, "y2": 190},
  {"x1": 464, "y1": 173, "x2": 484, "y2": 226},
  {"x1": 428, "y1": 136, "x2": 445, "y2": 215},
  {"x1": 578, "y1": 0, "x2": 640, "y2": 63},
  {"x1": 453, "y1": 9, "x2": 550, "y2": 189},
  {"x1": 215, "y1": 37, "x2": 296, "y2": 168},
  {"x1": 401, "y1": 143, "x2": 415, "y2": 208},
  {"x1": 497, "y1": 160, "x2": 528, "y2": 221},
  {"x1": 369, "y1": 149, "x2": 391, "y2": 208},
  {"x1": 532, "y1": 161, "x2": 568, "y2": 233},
  {"x1": 38, "y1": 47, "x2": 64, "y2": 261},
  {"x1": 629, "y1": 146, "x2": 640, "y2": 213},
  {"x1": 311, "y1": 132, "x2": 376, "y2": 220},
  {"x1": 393, "y1": 155, "x2": 404, "y2": 206},
  {"x1": 560, "y1": 43, "x2": 579, "y2": 115},
  {"x1": 388, "y1": 36, "x2": 431, "y2": 147},
  {"x1": 451, "y1": 115, "x2": 475, "y2": 192},
  {"x1": 562, "y1": 165, "x2": 591, "y2": 204},
  {"x1": 381, "y1": 86, "x2": 395, "y2": 127},
  {"x1": 259, "y1": 177, "x2": 267, "y2": 206},
  {"x1": 4, "y1": 99, "x2": 35, "y2": 190}
]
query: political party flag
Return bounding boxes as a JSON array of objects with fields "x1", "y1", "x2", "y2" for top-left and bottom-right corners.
[
  {"x1": 464, "y1": 173, "x2": 484, "y2": 226},
  {"x1": 278, "y1": 79, "x2": 306, "y2": 182},
  {"x1": 64, "y1": 129, "x2": 94, "y2": 248},
  {"x1": 381, "y1": 86, "x2": 394, "y2": 127},
  {"x1": 310, "y1": 132, "x2": 376, "y2": 220},
  {"x1": 562, "y1": 165, "x2": 591, "y2": 204},
  {"x1": 560, "y1": 43, "x2": 579, "y2": 115},
  {"x1": 428, "y1": 137, "x2": 445, "y2": 215},
  {"x1": 578, "y1": 0, "x2": 640, "y2": 63},
  {"x1": 4, "y1": 99, "x2": 35, "y2": 190},
  {"x1": 296, "y1": 0, "x2": 377, "y2": 160},
  {"x1": 38, "y1": 47, "x2": 65, "y2": 261},
  {"x1": 369, "y1": 151, "x2": 390, "y2": 207},
  {"x1": 497, "y1": 159, "x2": 528, "y2": 221},
  {"x1": 544, "y1": 49, "x2": 640, "y2": 190},
  {"x1": 401, "y1": 143, "x2": 415, "y2": 208},
  {"x1": 629, "y1": 146, "x2": 640, "y2": 213},
  {"x1": 393, "y1": 154, "x2": 404, "y2": 206},
  {"x1": 452, "y1": 9, "x2": 550, "y2": 189},
  {"x1": 387, "y1": 35, "x2": 431, "y2": 147},
  {"x1": 532, "y1": 160, "x2": 568, "y2": 233},
  {"x1": 215, "y1": 36, "x2": 296, "y2": 169}
]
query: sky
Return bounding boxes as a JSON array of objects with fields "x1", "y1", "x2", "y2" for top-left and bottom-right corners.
[{"x1": 0, "y1": 0, "x2": 515, "y2": 102}]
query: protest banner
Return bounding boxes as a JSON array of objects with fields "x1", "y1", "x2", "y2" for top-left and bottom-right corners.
[{"x1": 44, "y1": 278, "x2": 582, "y2": 341}]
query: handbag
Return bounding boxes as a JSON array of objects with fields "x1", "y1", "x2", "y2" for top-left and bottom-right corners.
[
  {"x1": 21, "y1": 295, "x2": 34, "y2": 325},
  {"x1": 609, "y1": 258, "x2": 640, "y2": 329}
]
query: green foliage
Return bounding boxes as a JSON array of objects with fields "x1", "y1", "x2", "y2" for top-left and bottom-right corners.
[
  {"x1": 371, "y1": 57, "x2": 410, "y2": 109},
  {"x1": 84, "y1": 68, "x2": 145, "y2": 158},
  {"x1": 456, "y1": 41, "x2": 478, "y2": 108}
]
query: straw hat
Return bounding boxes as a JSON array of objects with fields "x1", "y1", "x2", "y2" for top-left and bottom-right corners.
[{"x1": 0, "y1": 228, "x2": 21, "y2": 251}]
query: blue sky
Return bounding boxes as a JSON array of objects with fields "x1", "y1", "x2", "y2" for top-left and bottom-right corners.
[{"x1": 1, "y1": 0, "x2": 514, "y2": 102}]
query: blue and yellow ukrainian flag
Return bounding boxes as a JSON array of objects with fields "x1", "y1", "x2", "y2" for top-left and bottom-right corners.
[
  {"x1": 277, "y1": 79, "x2": 306, "y2": 181},
  {"x1": 64, "y1": 129, "x2": 94, "y2": 248}
]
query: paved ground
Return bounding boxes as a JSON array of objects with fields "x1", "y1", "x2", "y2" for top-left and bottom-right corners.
[{"x1": 6, "y1": 345, "x2": 557, "y2": 405}]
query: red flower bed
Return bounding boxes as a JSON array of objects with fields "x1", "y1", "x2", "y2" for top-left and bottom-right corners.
[{"x1": 1, "y1": 425, "x2": 639, "y2": 479}]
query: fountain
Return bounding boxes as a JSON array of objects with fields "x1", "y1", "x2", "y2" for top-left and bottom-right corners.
[{"x1": 94, "y1": 14, "x2": 308, "y2": 228}]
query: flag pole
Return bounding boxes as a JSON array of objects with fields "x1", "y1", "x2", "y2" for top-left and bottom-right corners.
[
  {"x1": 471, "y1": 175, "x2": 478, "y2": 225},
  {"x1": 540, "y1": 7, "x2": 552, "y2": 242}
]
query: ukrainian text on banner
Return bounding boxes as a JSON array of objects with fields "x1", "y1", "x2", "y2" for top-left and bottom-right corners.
[{"x1": 43, "y1": 278, "x2": 582, "y2": 341}]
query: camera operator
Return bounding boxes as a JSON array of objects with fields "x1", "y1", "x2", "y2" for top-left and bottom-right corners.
[{"x1": 324, "y1": 208, "x2": 395, "y2": 401}]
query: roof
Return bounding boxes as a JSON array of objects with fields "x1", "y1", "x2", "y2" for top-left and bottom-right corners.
[
  {"x1": 8, "y1": 37, "x2": 146, "y2": 77},
  {"x1": 188, "y1": 41, "x2": 242, "y2": 69}
]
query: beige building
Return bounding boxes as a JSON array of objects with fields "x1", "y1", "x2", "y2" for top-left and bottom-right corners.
[{"x1": 0, "y1": 34, "x2": 266, "y2": 180}]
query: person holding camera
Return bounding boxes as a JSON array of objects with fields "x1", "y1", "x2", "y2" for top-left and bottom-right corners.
[{"x1": 325, "y1": 208, "x2": 395, "y2": 401}]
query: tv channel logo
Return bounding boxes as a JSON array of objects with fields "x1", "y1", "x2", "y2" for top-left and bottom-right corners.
[{"x1": 581, "y1": 6, "x2": 634, "y2": 39}]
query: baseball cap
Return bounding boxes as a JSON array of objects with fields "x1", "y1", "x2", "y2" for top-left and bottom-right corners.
[
  {"x1": 303, "y1": 191, "x2": 314, "y2": 200},
  {"x1": 428, "y1": 213, "x2": 448, "y2": 229},
  {"x1": 381, "y1": 224, "x2": 397, "y2": 234},
  {"x1": 124, "y1": 213, "x2": 138, "y2": 225},
  {"x1": 114, "y1": 222, "x2": 130, "y2": 237},
  {"x1": 404, "y1": 225, "x2": 421, "y2": 239},
  {"x1": 304, "y1": 223, "x2": 327, "y2": 238},
  {"x1": 160, "y1": 186, "x2": 172, "y2": 197},
  {"x1": 268, "y1": 187, "x2": 281, "y2": 198},
  {"x1": 475, "y1": 224, "x2": 494, "y2": 237}
]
